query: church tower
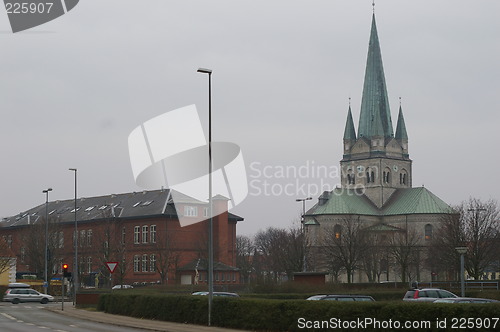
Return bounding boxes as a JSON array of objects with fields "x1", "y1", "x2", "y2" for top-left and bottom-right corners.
[{"x1": 340, "y1": 13, "x2": 412, "y2": 208}]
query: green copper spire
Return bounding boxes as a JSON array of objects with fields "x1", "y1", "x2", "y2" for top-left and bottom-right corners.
[
  {"x1": 358, "y1": 14, "x2": 394, "y2": 139},
  {"x1": 343, "y1": 106, "x2": 357, "y2": 141},
  {"x1": 395, "y1": 105, "x2": 408, "y2": 141}
]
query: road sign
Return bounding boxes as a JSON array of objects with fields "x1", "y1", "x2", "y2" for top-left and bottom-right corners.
[{"x1": 106, "y1": 262, "x2": 118, "y2": 274}]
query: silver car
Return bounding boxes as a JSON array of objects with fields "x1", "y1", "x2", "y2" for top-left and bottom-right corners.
[{"x1": 3, "y1": 288, "x2": 54, "y2": 304}]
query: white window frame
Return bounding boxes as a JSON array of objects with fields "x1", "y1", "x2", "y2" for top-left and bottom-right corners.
[
  {"x1": 134, "y1": 255, "x2": 140, "y2": 272},
  {"x1": 142, "y1": 225, "x2": 148, "y2": 243},
  {"x1": 184, "y1": 205, "x2": 198, "y2": 217},
  {"x1": 142, "y1": 254, "x2": 148, "y2": 272},
  {"x1": 150, "y1": 225, "x2": 156, "y2": 244},
  {"x1": 134, "y1": 226, "x2": 140, "y2": 244}
]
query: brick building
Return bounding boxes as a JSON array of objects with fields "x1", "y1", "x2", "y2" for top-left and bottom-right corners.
[{"x1": 0, "y1": 189, "x2": 242, "y2": 287}]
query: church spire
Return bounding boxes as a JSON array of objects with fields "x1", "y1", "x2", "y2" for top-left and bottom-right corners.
[
  {"x1": 343, "y1": 104, "x2": 357, "y2": 141},
  {"x1": 395, "y1": 103, "x2": 408, "y2": 141},
  {"x1": 357, "y1": 13, "x2": 394, "y2": 139}
]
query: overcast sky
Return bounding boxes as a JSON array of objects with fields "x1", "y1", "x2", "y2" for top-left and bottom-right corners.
[{"x1": 1, "y1": 0, "x2": 499, "y2": 236}]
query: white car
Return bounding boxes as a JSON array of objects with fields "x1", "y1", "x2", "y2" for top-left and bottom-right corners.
[
  {"x1": 112, "y1": 284, "x2": 133, "y2": 290},
  {"x1": 3, "y1": 288, "x2": 54, "y2": 304}
]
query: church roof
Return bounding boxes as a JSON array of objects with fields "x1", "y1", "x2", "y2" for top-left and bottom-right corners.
[
  {"x1": 358, "y1": 14, "x2": 394, "y2": 139},
  {"x1": 383, "y1": 187, "x2": 453, "y2": 215},
  {"x1": 395, "y1": 105, "x2": 408, "y2": 141},
  {"x1": 343, "y1": 106, "x2": 357, "y2": 141},
  {"x1": 307, "y1": 188, "x2": 380, "y2": 216},
  {"x1": 306, "y1": 187, "x2": 452, "y2": 217}
]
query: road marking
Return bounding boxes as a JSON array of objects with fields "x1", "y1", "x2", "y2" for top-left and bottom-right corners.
[{"x1": 0, "y1": 313, "x2": 16, "y2": 320}]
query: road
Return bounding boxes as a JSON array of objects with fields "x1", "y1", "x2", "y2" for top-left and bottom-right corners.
[{"x1": 0, "y1": 302, "x2": 147, "y2": 332}]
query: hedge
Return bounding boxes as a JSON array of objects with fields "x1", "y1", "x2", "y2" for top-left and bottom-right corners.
[{"x1": 98, "y1": 294, "x2": 500, "y2": 331}]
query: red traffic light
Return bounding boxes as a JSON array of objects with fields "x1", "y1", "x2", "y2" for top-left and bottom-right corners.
[{"x1": 62, "y1": 264, "x2": 69, "y2": 269}]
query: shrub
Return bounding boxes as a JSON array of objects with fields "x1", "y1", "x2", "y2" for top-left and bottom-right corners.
[{"x1": 98, "y1": 294, "x2": 500, "y2": 331}]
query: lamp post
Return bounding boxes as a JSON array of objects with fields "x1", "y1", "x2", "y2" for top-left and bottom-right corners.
[
  {"x1": 197, "y1": 67, "x2": 213, "y2": 326},
  {"x1": 69, "y1": 168, "x2": 79, "y2": 302},
  {"x1": 43, "y1": 188, "x2": 52, "y2": 295},
  {"x1": 296, "y1": 197, "x2": 312, "y2": 272},
  {"x1": 455, "y1": 246, "x2": 467, "y2": 297}
]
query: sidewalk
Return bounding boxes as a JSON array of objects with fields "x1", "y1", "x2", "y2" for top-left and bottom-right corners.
[{"x1": 47, "y1": 304, "x2": 247, "y2": 332}]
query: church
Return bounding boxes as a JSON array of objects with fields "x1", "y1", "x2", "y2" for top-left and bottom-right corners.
[{"x1": 304, "y1": 12, "x2": 453, "y2": 283}]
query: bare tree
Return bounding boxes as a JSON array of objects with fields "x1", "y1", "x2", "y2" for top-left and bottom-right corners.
[
  {"x1": 389, "y1": 227, "x2": 421, "y2": 283},
  {"x1": 0, "y1": 237, "x2": 14, "y2": 276},
  {"x1": 323, "y1": 217, "x2": 367, "y2": 283},
  {"x1": 361, "y1": 233, "x2": 389, "y2": 283},
  {"x1": 253, "y1": 226, "x2": 306, "y2": 282},
  {"x1": 152, "y1": 229, "x2": 180, "y2": 284},
  {"x1": 460, "y1": 199, "x2": 499, "y2": 279},
  {"x1": 21, "y1": 216, "x2": 63, "y2": 292},
  {"x1": 429, "y1": 198, "x2": 500, "y2": 280},
  {"x1": 236, "y1": 235, "x2": 254, "y2": 284}
]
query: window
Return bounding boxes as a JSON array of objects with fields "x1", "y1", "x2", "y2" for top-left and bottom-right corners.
[
  {"x1": 150, "y1": 254, "x2": 156, "y2": 272},
  {"x1": 58, "y1": 231, "x2": 64, "y2": 248},
  {"x1": 425, "y1": 224, "x2": 433, "y2": 240},
  {"x1": 150, "y1": 225, "x2": 156, "y2": 244},
  {"x1": 184, "y1": 206, "x2": 198, "y2": 217},
  {"x1": 134, "y1": 226, "x2": 140, "y2": 244},
  {"x1": 20, "y1": 247, "x2": 25, "y2": 263},
  {"x1": 134, "y1": 255, "x2": 140, "y2": 272},
  {"x1": 383, "y1": 170, "x2": 391, "y2": 183},
  {"x1": 7, "y1": 235, "x2": 12, "y2": 248},
  {"x1": 142, "y1": 254, "x2": 148, "y2": 272},
  {"x1": 87, "y1": 229, "x2": 92, "y2": 246},
  {"x1": 80, "y1": 230, "x2": 86, "y2": 247},
  {"x1": 142, "y1": 225, "x2": 148, "y2": 243},
  {"x1": 204, "y1": 207, "x2": 209, "y2": 217},
  {"x1": 87, "y1": 257, "x2": 92, "y2": 273},
  {"x1": 334, "y1": 224, "x2": 341, "y2": 239}
]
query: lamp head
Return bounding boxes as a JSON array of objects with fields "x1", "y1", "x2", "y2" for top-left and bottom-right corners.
[{"x1": 197, "y1": 68, "x2": 212, "y2": 74}]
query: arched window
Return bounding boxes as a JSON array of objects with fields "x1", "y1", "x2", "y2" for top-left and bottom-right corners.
[
  {"x1": 425, "y1": 224, "x2": 433, "y2": 240},
  {"x1": 334, "y1": 224, "x2": 341, "y2": 240},
  {"x1": 400, "y1": 170, "x2": 408, "y2": 185},
  {"x1": 383, "y1": 169, "x2": 391, "y2": 183}
]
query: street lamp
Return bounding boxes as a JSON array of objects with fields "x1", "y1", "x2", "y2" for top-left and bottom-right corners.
[
  {"x1": 43, "y1": 188, "x2": 52, "y2": 295},
  {"x1": 455, "y1": 246, "x2": 467, "y2": 297},
  {"x1": 296, "y1": 197, "x2": 312, "y2": 272},
  {"x1": 197, "y1": 67, "x2": 213, "y2": 326},
  {"x1": 69, "y1": 168, "x2": 79, "y2": 301}
]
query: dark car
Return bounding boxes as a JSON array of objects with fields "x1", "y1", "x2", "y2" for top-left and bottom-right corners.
[
  {"x1": 306, "y1": 294, "x2": 375, "y2": 302},
  {"x1": 434, "y1": 297, "x2": 499, "y2": 304},
  {"x1": 403, "y1": 288, "x2": 458, "y2": 302}
]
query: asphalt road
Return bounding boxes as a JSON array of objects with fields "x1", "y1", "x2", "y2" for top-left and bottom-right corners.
[{"x1": 0, "y1": 302, "x2": 147, "y2": 332}]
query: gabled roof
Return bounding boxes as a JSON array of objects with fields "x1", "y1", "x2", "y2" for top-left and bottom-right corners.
[
  {"x1": 1, "y1": 189, "x2": 243, "y2": 228},
  {"x1": 306, "y1": 188, "x2": 380, "y2": 216},
  {"x1": 358, "y1": 14, "x2": 394, "y2": 139},
  {"x1": 383, "y1": 187, "x2": 454, "y2": 215},
  {"x1": 306, "y1": 187, "x2": 452, "y2": 217}
]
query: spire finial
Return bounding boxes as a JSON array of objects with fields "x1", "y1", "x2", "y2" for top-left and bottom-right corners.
[
  {"x1": 349, "y1": 96, "x2": 351, "y2": 107},
  {"x1": 399, "y1": 96, "x2": 402, "y2": 107},
  {"x1": 372, "y1": 1, "x2": 375, "y2": 14}
]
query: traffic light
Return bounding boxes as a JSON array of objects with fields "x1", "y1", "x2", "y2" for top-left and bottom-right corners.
[{"x1": 62, "y1": 263, "x2": 70, "y2": 278}]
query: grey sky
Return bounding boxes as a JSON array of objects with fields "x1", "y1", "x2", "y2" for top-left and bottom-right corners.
[{"x1": 0, "y1": 1, "x2": 499, "y2": 236}]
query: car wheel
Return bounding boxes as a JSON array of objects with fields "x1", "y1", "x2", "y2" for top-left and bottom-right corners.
[
  {"x1": 41, "y1": 298, "x2": 49, "y2": 304},
  {"x1": 12, "y1": 298, "x2": 20, "y2": 304}
]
